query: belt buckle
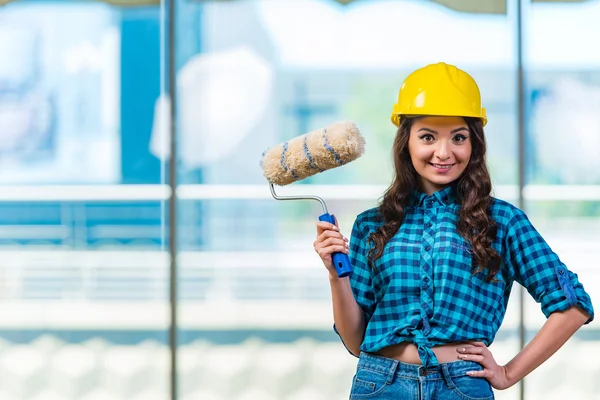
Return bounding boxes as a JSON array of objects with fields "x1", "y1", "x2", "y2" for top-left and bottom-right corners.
[{"x1": 419, "y1": 367, "x2": 438, "y2": 376}]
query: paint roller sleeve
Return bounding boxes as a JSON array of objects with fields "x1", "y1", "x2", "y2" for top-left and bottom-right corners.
[{"x1": 260, "y1": 121, "x2": 366, "y2": 186}]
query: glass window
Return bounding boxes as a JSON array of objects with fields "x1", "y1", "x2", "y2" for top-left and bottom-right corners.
[
  {"x1": 0, "y1": 2, "x2": 169, "y2": 399},
  {"x1": 175, "y1": 1, "x2": 519, "y2": 399},
  {"x1": 523, "y1": 1, "x2": 600, "y2": 399},
  {"x1": 2, "y1": 0, "x2": 596, "y2": 398}
]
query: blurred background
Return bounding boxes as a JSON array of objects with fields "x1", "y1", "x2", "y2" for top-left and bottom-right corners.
[{"x1": 0, "y1": 0, "x2": 598, "y2": 399}]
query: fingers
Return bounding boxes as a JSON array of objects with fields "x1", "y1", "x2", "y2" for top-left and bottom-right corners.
[
  {"x1": 316, "y1": 230, "x2": 349, "y2": 246},
  {"x1": 314, "y1": 222, "x2": 349, "y2": 261},
  {"x1": 315, "y1": 223, "x2": 348, "y2": 246},
  {"x1": 455, "y1": 343, "x2": 511, "y2": 389},
  {"x1": 466, "y1": 369, "x2": 487, "y2": 378},
  {"x1": 457, "y1": 353, "x2": 485, "y2": 363},
  {"x1": 457, "y1": 344, "x2": 488, "y2": 363},
  {"x1": 466, "y1": 365, "x2": 503, "y2": 381},
  {"x1": 457, "y1": 343, "x2": 505, "y2": 384},
  {"x1": 457, "y1": 346, "x2": 485, "y2": 355},
  {"x1": 315, "y1": 245, "x2": 349, "y2": 261},
  {"x1": 316, "y1": 221, "x2": 338, "y2": 235},
  {"x1": 314, "y1": 237, "x2": 349, "y2": 254},
  {"x1": 314, "y1": 221, "x2": 350, "y2": 273}
]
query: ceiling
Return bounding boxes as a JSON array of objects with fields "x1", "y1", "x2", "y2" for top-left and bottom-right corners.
[{"x1": 0, "y1": 0, "x2": 591, "y2": 14}]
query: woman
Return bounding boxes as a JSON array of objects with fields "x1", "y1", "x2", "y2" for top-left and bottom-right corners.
[{"x1": 313, "y1": 62, "x2": 594, "y2": 399}]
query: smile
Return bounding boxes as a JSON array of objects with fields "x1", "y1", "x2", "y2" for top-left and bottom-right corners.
[{"x1": 429, "y1": 163, "x2": 455, "y2": 170}]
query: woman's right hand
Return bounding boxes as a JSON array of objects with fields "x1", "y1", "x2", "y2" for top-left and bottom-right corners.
[{"x1": 313, "y1": 220, "x2": 349, "y2": 276}]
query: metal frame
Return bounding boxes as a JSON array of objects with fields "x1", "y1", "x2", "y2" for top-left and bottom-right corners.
[
  {"x1": 167, "y1": 0, "x2": 178, "y2": 399},
  {"x1": 0, "y1": 184, "x2": 595, "y2": 201},
  {"x1": 162, "y1": 0, "x2": 552, "y2": 398},
  {"x1": 516, "y1": 0, "x2": 526, "y2": 399}
]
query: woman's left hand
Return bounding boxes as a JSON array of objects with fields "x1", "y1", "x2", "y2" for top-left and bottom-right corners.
[{"x1": 457, "y1": 342, "x2": 513, "y2": 390}]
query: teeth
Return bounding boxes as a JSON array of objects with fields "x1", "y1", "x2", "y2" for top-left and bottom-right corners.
[{"x1": 432, "y1": 164, "x2": 452, "y2": 169}]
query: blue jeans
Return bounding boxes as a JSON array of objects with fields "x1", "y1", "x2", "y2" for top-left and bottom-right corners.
[{"x1": 349, "y1": 352, "x2": 495, "y2": 400}]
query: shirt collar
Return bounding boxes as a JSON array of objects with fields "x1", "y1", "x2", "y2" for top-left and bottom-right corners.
[{"x1": 410, "y1": 185, "x2": 457, "y2": 208}]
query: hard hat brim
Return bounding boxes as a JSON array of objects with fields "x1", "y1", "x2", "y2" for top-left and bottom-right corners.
[{"x1": 391, "y1": 111, "x2": 487, "y2": 127}]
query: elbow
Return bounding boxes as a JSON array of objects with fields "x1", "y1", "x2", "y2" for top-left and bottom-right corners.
[
  {"x1": 349, "y1": 347, "x2": 361, "y2": 358},
  {"x1": 557, "y1": 306, "x2": 592, "y2": 326},
  {"x1": 339, "y1": 335, "x2": 362, "y2": 357},
  {"x1": 339, "y1": 334, "x2": 362, "y2": 358},
  {"x1": 569, "y1": 305, "x2": 592, "y2": 324},
  {"x1": 575, "y1": 307, "x2": 592, "y2": 325}
]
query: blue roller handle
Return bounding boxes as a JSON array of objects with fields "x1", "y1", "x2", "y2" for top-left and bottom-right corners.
[{"x1": 318, "y1": 213, "x2": 353, "y2": 278}]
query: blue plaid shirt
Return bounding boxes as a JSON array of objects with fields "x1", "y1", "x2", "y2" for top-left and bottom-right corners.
[{"x1": 337, "y1": 185, "x2": 594, "y2": 368}]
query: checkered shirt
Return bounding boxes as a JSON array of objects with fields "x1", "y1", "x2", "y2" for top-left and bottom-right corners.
[{"x1": 336, "y1": 185, "x2": 594, "y2": 368}]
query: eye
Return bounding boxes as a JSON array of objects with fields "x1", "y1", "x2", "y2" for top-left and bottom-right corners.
[
  {"x1": 453, "y1": 134, "x2": 468, "y2": 143},
  {"x1": 419, "y1": 134, "x2": 435, "y2": 142}
]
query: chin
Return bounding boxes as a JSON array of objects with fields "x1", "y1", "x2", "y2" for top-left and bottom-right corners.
[{"x1": 429, "y1": 176, "x2": 458, "y2": 186}]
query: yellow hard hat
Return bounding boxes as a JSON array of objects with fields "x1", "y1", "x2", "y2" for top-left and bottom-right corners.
[{"x1": 390, "y1": 62, "x2": 487, "y2": 127}]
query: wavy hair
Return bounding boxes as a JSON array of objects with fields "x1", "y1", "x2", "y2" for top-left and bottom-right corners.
[{"x1": 367, "y1": 117, "x2": 501, "y2": 282}]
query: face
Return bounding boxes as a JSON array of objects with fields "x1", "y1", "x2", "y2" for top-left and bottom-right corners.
[{"x1": 407, "y1": 116, "x2": 472, "y2": 195}]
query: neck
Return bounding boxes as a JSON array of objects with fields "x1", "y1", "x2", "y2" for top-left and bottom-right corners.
[{"x1": 418, "y1": 181, "x2": 447, "y2": 195}]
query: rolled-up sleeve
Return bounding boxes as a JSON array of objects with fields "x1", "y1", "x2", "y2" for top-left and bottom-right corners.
[{"x1": 504, "y1": 207, "x2": 594, "y2": 323}]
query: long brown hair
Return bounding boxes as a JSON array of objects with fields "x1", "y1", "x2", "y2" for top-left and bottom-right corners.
[{"x1": 367, "y1": 117, "x2": 501, "y2": 282}]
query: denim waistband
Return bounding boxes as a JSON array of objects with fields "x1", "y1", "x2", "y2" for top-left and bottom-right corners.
[{"x1": 358, "y1": 352, "x2": 483, "y2": 382}]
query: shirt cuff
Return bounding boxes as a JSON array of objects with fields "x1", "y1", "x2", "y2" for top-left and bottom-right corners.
[{"x1": 541, "y1": 268, "x2": 594, "y2": 324}]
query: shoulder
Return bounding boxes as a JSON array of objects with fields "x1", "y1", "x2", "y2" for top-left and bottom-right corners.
[
  {"x1": 353, "y1": 207, "x2": 383, "y2": 234},
  {"x1": 356, "y1": 206, "x2": 380, "y2": 222},
  {"x1": 488, "y1": 196, "x2": 529, "y2": 230}
]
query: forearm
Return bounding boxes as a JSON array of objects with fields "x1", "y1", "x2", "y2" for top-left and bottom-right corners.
[
  {"x1": 329, "y1": 274, "x2": 366, "y2": 356},
  {"x1": 504, "y1": 306, "x2": 590, "y2": 386}
]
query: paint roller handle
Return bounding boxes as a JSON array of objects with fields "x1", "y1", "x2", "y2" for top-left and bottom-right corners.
[{"x1": 318, "y1": 213, "x2": 353, "y2": 278}]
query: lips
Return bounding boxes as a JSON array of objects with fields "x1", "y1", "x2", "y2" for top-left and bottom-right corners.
[{"x1": 429, "y1": 163, "x2": 455, "y2": 169}]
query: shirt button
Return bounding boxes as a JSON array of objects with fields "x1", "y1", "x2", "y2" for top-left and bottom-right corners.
[
  {"x1": 427, "y1": 200, "x2": 434, "y2": 206},
  {"x1": 559, "y1": 270, "x2": 565, "y2": 275},
  {"x1": 425, "y1": 246, "x2": 431, "y2": 251},
  {"x1": 423, "y1": 277, "x2": 429, "y2": 283},
  {"x1": 426, "y1": 222, "x2": 432, "y2": 228}
]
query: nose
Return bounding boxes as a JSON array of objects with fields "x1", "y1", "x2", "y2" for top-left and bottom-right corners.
[{"x1": 435, "y1": 141, "x2": 450, "y2": 161}]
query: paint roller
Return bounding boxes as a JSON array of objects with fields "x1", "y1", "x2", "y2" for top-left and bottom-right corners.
[{"x1": 260, "y1": 121, "x2": 366, "y2": 277}]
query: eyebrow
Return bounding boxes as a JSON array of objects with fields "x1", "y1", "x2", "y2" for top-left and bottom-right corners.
[{"x1": 417, "y1": 127, "x2": 469, "y2": 134}]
